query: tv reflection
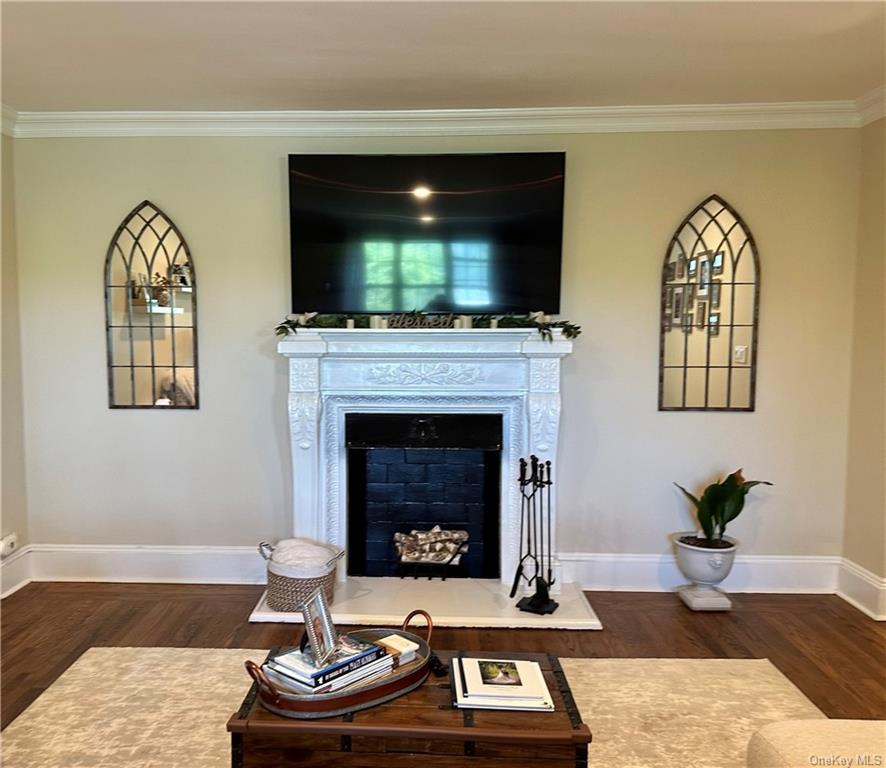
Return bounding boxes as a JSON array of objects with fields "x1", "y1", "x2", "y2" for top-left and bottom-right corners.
[{"x1": 345, "y1": 239, "x2": 494, "y2": 313}]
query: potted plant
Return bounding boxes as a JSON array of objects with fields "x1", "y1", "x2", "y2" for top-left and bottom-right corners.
[{"x1": 672, "y1": 469, "x2": 771, "y2": 610}]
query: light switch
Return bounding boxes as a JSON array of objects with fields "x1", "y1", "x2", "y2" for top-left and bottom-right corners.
[{"x1": 733, "y1": 345, "x2": 748, "y2": 364}]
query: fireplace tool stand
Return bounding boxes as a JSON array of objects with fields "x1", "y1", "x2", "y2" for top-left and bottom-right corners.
[{"x1": 510, "y1": 455, "x2": 558, "y2": 615}]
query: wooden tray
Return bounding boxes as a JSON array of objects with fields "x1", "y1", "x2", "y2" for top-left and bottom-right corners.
[{"x1": 245, "y1": 609, "x2": 433, "y2": 720}]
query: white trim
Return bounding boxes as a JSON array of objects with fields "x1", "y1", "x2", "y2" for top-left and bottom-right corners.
[
  {"x1": 558, "y1": 552, "x2": 841, "y2": 594},
  {"x1": 857, "y1": 86, "x2": 886, "y2": 126},
  {"x1": 2, "y1": 100, "x2": 868, "y2": 139},
  {"x1": 1, "y1": 105, "x2": 18, "y2": 137},
  {"x1": 0, "y1": 546, "x2": 33, "y2": 598},
  {"x1": 4, "y1": 545, "x2": 882, "y2": 621},
  {"x1": 15, "y1": 543, "x2": 266, "y2": 589},
  {"x1": 837, "y1": 558, "x2": 886, "y2": 620}
]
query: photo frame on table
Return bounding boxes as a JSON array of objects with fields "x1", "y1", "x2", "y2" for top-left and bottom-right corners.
[
  {"x1": 711, "y1": 251, "x2": 725, "y2": 276},
  {"x1": 301, "y1": 588, "x2": 338, "y2": 666}
]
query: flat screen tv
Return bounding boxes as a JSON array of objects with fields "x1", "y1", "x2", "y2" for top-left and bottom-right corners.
[{"x1": 288, "y1": 152, "x2": 565, "y2": 314}]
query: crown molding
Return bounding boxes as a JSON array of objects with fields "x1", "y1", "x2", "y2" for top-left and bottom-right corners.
[
  {"x1": 857, "y1": 86, "x2": 886, "y2": 126},
  {"x1": 2, "y1": 100, "x2": 868, "y2": 138}
]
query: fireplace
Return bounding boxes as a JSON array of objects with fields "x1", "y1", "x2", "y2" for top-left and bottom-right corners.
[
  {"x1": 345, "y1": 413, "x2": 502, "y2": 578},
  {"x1": 277, "y1": 328, "x2": 573, "y2": 589}
]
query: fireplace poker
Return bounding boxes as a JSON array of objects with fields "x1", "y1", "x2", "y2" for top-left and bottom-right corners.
[
  {"x1": 546, "y1": 460, "x2": 554, "y2": 586},
  {"x1": 509, "y1": 457, "x2": 540, "y2": 599}
]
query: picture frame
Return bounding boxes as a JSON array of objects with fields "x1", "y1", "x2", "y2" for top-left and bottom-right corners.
[
  {"x1": 688, "y1": 257, "x2": 698, "y2": 279},
  {"x1": 676, "y1": 254, "x2": 686, "y2": 279},
  {"x1": 665, "y1": 261, "x2": 676, "y2": 282},
  {"x1": 708, "y1": 313, "x2": 720, "y2": 336},
  {"x1": 711, "y1": 279, "x2": 721, "y2": 309},
  {"x1": 696, "y1": 301, "x2": 706, "y2": 328},
  {"x1": 697, "y1": 252, "x2": 711, "y2": 298},
  {"x1": 301, "y1": 588, "x2": 338, "y2": 666},
  {"x1": 711, "y1": 251, "x2": 725, "y2": 276},
  {"x1": 672, "y1": 286, "x2": 684, "y2": 324},
  {"x1": 682, "y1": 312, "x2": 693, "y2": 332}
]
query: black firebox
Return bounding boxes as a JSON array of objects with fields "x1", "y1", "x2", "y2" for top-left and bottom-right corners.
[{"x1": 346, "y1": 413, "x2": 502, "y2": 579}]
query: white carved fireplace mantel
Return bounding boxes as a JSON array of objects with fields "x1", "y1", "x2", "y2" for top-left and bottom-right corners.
[{"x1": 278, "y1": 328, "x2": 573, "y2": 587}]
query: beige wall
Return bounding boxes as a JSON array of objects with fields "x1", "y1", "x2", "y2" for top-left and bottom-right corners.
[
  {"x1": 1, "y1": 133, "x2": 29, "y2": 545},
  {"x1": 10, "y1": 129, "x2": 861, "y2": 558},
  {"x1": 843, "y1": 117, "x2": 886, "y2": 578}
]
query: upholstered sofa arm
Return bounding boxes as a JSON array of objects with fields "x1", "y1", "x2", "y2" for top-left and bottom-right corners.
[{"x1": 747, "y1": 719, "x2": 886, "y2": 767}]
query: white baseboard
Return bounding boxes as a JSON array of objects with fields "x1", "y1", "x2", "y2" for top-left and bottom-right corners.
[
  {"x1": 837, "y1": 558, "x2": 886, "y2": 620},
  {"x1": 0, "y1": 547, "x2": 33, "y2": 598},
  {"x1": 0, "y1": 544, "x2": 265, "y2": 598},
  {"x1": 558, "y1": 552, "x2": 842, "y2": 594},
  {"x1": 2, "y1": 544, "x2": 882, "y2": 620}
]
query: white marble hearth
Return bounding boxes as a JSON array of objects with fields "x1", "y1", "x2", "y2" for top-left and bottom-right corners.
[{"x1": 249, "y1": 577, "x2": 602, "y2": 630}]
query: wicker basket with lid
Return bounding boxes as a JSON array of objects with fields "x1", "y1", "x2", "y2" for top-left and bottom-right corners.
[{"x1": 259, "y1": 539, "x2": 344, "y2": 612}]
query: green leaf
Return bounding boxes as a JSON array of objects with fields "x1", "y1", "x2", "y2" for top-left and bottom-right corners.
[
  {"x1": 673, "y1": 483, "x2": 700, "y2": 508},
  {"x1": 696, "y1": 499, "x2": 714, "y2": 540}
]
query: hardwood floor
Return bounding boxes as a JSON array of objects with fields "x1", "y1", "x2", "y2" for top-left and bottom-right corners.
[{"x1": 2, "y1": 583, "x2": 884, "y2": 728}]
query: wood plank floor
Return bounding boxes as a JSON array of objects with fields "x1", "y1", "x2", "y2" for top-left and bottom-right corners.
[{"x1": 2, "y1": 583, "x2": 884, "y2": 728}]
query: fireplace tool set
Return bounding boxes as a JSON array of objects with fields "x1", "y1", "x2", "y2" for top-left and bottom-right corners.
[{"x1": 510, "y1": 455, "x2": 559, "y2": 615}]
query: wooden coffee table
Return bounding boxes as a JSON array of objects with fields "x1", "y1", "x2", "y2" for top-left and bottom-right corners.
[{"x1": 227, "y1": 651, "x2": 591, "y2": 767}]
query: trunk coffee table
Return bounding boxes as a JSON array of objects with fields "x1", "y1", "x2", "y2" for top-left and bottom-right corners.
[{"x1": 227, "y1": 651, "x2": 591, "y2": 767}]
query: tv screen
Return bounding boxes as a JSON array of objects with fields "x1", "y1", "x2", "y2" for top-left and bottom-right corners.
[{"x1": 288, "y1": 153, "x2": 565, "y2": 314}]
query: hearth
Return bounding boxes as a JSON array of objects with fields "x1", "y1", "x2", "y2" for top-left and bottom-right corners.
[{"x1": 345, "y1": 413, "x2": 502, "y2": 578}]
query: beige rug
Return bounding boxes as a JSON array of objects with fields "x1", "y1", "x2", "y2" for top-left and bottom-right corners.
[{"x1": 1, "y1": 648, "x2": 824, "y2": 768}]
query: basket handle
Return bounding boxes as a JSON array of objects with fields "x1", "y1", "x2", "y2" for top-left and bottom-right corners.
[
  {"x1": 401, "y1": 609, "x2": 433, "y2": 646},
  {"x1": 244, "y1": 660, "x2": 280, "y2": 704},
  {"x1": 325, "y1": 548, "x2": 346, "y2": 569},
  {"x1": 258, "y1": 542, "x2": 274, "y2": 561}
]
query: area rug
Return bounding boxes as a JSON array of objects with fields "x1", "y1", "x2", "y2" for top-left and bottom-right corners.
[{"x1": 1, "y1": 648, "x2": 824, "y2": 768}]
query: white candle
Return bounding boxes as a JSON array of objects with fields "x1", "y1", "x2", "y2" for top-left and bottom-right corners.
[
  {"x1": 460, "y1": 315, "x2": 473, "y2": 329},
  {"x1": 346, "y1": 318, "x2": 355, "y2": 329},
  {"x1": 380, "y1": 317, "x2": 389, "y2": 329},
  {"x1": 490, "y1": 318, "x2": 499, "y2": 329}
]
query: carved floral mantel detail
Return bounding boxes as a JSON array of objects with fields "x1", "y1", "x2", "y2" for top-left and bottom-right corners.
[
  {"x1": 367, "y1": 362, "x2": 483, "y2": 386},
  {"x1": 278, "y1": 328, "x2": 573, "y2": 588}
]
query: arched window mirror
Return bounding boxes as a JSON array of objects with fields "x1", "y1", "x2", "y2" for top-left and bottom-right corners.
[
  {"x1": 105, "y1": 201, "x2": 199, "y2": 408},
  {"x1": 659, "y1": 195, "x2": 759, "y2": 411}
]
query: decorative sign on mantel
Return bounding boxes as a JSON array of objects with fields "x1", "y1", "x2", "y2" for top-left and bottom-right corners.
[{"x1": 387, "y1": 313, "x2": 455, "y2": 329}]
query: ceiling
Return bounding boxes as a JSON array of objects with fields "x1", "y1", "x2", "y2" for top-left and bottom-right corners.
[{"x1": 2, "y1": 1, "x2": 884, "y2": 112}]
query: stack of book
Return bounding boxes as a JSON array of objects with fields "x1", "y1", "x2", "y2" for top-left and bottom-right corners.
[
  {"x1": 451, "y1": 657, "x2": 554, "y2": 712},
  {"x1": 262, "y1": 633, "x2": 419, "y2": 696}
]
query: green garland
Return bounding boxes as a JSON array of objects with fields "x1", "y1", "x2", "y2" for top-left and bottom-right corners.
[{"x1": 275, "y1": 313, "x2": 581, "y2": 342}]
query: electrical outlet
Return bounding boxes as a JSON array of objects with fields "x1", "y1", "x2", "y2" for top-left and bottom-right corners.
[
  {"x1": 1, "y1": 532, "x2": 19, "y2": 558},
  {"x1": 733, "y1": 345, "x2": 748, "y2": 365}
]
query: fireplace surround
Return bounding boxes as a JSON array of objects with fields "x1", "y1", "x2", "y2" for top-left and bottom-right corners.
[{"x1": 278, "y1": 328, "x2": 573, "y2": 589}]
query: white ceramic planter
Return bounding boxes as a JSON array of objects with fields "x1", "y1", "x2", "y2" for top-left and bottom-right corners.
[{"x1": 671, "y1": 531, "x2": 737, "y2": 610}]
